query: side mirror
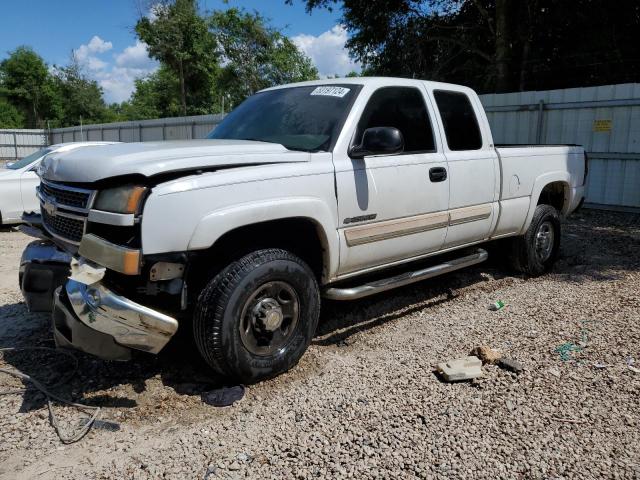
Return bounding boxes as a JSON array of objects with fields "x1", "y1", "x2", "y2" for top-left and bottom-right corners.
[{"x1": 350, "y1": 127, "x2": 404, "y2": 159}]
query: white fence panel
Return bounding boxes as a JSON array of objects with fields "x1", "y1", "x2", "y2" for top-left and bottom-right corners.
[
  {"x1": 0, "y1": 129, "x2": 47, "y2": 164},
  {"x1": 480, "y1": 83, "x2": 640, "y2": 210},
  {"x1": 48, "y1": 114, "x2": 225, "y2": 145}
]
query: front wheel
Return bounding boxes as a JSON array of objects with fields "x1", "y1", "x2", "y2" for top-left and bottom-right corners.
[
  {"x1": 508, "y1": 204, "x2": 561, "y2": 276},
  {"x1": 193, "y1": 248, "x2": 320, "y2": 383}
]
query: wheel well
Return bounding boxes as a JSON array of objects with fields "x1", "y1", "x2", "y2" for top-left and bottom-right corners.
[
  {"x1": 189, "y1": 217, "x2": 327, "y2": 288},
  {"x1": 537, "y1": 182, "x2": 568, "y2": 212}
]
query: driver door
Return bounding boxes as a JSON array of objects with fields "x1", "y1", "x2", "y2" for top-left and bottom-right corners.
[{"x1": 333, "y1": 84, "x2": 450, "y2": 276}]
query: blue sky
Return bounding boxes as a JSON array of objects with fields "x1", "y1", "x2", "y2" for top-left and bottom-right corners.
[{"x1": 0, "y1": 0, "x2": 359, "y2": 103}]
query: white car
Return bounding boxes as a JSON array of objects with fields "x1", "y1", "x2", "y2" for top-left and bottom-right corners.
[{"x1": 0, "y1": 142, "x2": 117, "y2": 225}]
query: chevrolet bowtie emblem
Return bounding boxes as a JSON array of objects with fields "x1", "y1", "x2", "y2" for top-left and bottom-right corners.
[{"x1": 43, "y1": 200, "x2": 57, "y2": 216}]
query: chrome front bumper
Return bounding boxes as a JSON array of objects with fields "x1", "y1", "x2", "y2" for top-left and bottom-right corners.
[{"x1": 64, "y1": 279, "x2": 178, "y2": 355}]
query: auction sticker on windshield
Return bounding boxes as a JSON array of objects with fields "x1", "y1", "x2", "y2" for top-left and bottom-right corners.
[{"x1": 310, "y1": 86, "x2": 351, "y2": 98}]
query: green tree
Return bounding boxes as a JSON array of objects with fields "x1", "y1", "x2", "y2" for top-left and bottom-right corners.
[
  {"x1": 50, "y1": 58, "x2": 111, "y2": 127},
  {"x1": 117, "y1": 66, "x2": 183, "y2": 120},
  {"x1": 136, "y1": 0, "x2": 219, "y2": 115},
  {"x1": 209, "y1": 8, "x2": 318, "y2": 108},
  {"x1": 0, "y1": 46, "x2": 57, "y2": 127},
  {"x1": 0, "y1": 97, "x2": 25, "y2": 128}
]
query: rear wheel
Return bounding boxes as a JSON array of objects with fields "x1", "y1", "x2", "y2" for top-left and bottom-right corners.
[
  {"x1": 508, "y1": 204, "x2": 561, "y2": 276},
  {"x1": 193, "y1": 248, "x2": 320, "y2": 383}
]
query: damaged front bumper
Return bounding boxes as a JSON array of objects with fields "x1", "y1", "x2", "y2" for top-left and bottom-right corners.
[
  {"x1": 20, "y1": 239, "x2": 179, "y2": 361},
  {"x1": 63, "y1": 279, "x2": 178, "y2": 355}
]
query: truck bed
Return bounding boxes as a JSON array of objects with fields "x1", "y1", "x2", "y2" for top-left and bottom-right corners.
[{"x1": 490, "y1": 144, "x2": 586, "y2": 238}]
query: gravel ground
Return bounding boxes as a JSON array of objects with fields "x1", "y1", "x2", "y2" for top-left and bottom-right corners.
[{"x1": 1, "y1": 209, "x2": 639, "y2": 479}]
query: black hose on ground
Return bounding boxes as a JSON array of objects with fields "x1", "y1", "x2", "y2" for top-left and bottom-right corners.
[{"x1": 0, "y1": 347, "x2": 101, "y2": 444}]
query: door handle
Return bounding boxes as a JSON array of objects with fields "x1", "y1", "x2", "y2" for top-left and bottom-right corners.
[{"x1": 429, "y1": 167, "x2": 447, "y2": 182}]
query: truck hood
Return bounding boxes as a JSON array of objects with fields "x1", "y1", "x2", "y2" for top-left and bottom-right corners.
[{"x1": 39, "y1": 139, "x2": 311, "y2": 183}]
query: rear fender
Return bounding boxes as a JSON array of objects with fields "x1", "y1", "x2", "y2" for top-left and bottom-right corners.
[{"x1": 520, "y1": 172, "x2": 571, "y2": 234}]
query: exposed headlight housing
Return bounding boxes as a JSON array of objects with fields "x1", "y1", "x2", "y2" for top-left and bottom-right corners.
[{"x1": 94, "y1": 185, "x2": 147, "y2": 214}]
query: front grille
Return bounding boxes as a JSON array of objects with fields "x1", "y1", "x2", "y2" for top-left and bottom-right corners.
[
  {"x1": 42, "y1": 210, "x2": 85, "y2": 243},
  {"x1": 39, "y1": 180, "x2": 95, "y2": 244},
  {"x1": 40, "y1": 181, "x2": 92, "y2": 209}
]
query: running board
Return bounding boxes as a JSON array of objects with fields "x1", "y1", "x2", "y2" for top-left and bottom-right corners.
[{"x1": 323, "y1": 248, "x2": 488, "y2": 301}]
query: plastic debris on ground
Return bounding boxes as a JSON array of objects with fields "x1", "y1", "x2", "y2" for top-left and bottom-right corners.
[
  {"x1": 201, "y1": 385, "x2": 245, "y2": 407},
  {"x1": 488, "y1": 300, "x2": 505, "y2": 311},
  {"x1": 436, "y1": 356, "x2": 483, "y2": 382},
  {"x1": 498, "y1": 358, "x2": 524, "y2": 374},
  {"x1": 555, "y1": 342, "x2": 582, "y2": 361}
]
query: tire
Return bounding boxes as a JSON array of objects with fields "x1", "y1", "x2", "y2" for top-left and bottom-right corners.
[
  {"x1": 508, "y1": 204, "x2": 561, "y2": 277},
  {"x1": 193, "y1": 248, "x2": 320, "y2": 383}
]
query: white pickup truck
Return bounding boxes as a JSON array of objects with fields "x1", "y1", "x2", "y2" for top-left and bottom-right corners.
[{"x1": 21, "y1": 78, "x2": 587, "y2": 382}]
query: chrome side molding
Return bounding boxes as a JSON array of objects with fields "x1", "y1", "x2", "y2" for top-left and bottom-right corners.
[{"x1": 323, "y1": 248, "x2": 488, "y2": 300}]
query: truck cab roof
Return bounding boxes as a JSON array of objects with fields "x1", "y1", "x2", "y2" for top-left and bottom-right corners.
[{"x1": 262, "y1": 76, "x2": 476, "y2": 95}]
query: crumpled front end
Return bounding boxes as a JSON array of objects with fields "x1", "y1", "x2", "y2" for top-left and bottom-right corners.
[{"x1": 20, "y1": 238, "x2": 179, "y2": 361}]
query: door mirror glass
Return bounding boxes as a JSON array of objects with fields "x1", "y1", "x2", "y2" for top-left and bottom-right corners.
[{"x1": 350, "y1": 127, "x2": 404, "y2": 158}]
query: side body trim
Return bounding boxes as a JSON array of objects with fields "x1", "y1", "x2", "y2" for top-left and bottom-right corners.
[
  {"x1": 448, "y1": 204, "x2": 492, "y2": 226},
  {"x1": 345, "y1": 211, "x2": 449, "y2": 246},
  {"x1": 343, "y1": 203, "x2": 492, "y2": 246}
]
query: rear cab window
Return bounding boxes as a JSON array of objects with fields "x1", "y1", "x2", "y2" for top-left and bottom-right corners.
[
  {"x1": 354, "y1": 87, "x2": 436, "y2": 153},
  {"x1": 433, "y1": 90, "x2": 483, "y2": 151}
]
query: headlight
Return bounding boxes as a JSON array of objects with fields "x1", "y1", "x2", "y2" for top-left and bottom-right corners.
[{"x1": 93, "y1": 185, "x2": 147, "y2": 214}]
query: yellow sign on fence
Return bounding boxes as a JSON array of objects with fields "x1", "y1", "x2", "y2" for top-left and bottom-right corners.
[{"x1": 593, "y1": 119, "x2": 612, "y2": 132}]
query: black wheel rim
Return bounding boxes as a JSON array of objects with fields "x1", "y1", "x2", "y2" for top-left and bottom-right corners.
[{"x1": 239, "y1": 281, "x2": 300, "y2": 356}]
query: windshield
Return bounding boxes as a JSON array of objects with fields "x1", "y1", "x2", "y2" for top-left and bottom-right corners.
[
  {"x1": 208, "y1": 85, "x2": 361, "y2": 152},
  {"x1": 6, "y1": 148, "x2": 51, "y2": 170}
]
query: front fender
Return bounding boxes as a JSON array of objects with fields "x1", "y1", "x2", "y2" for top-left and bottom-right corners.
[{"x1": 188, "y1": 197, "x2": 340, "y2": 279}]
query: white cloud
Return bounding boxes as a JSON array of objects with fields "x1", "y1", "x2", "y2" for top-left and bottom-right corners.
[
  {"x1": 292, "y1": 25, "x2": 360, "y2": 78},
  {"x1": 94, "y1": 68, "x2": 145, "y2": 104},
  {"x1": 74, "y1": 35, "x2": 113, "y2": 64},
  {"x1": 115, "y1": 41, "x2": 157, "y2": 70},
  {"x1": 86, "y1": 56, "x2": 108, "y2": 71},
  {"x1": 72, "y1": 37, "x2": 158, "y2": 103},
  {"x1": 88, "y1": 36, "x2": 113, "y2": 53}
]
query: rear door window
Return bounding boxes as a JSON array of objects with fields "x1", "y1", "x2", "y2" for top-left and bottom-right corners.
[
  {"x1": 433, "y1": 90, "x2": 483, "y2": 151},
  {"x1": 355, "y1": 87, "x2": 436, "y2": 153}
]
